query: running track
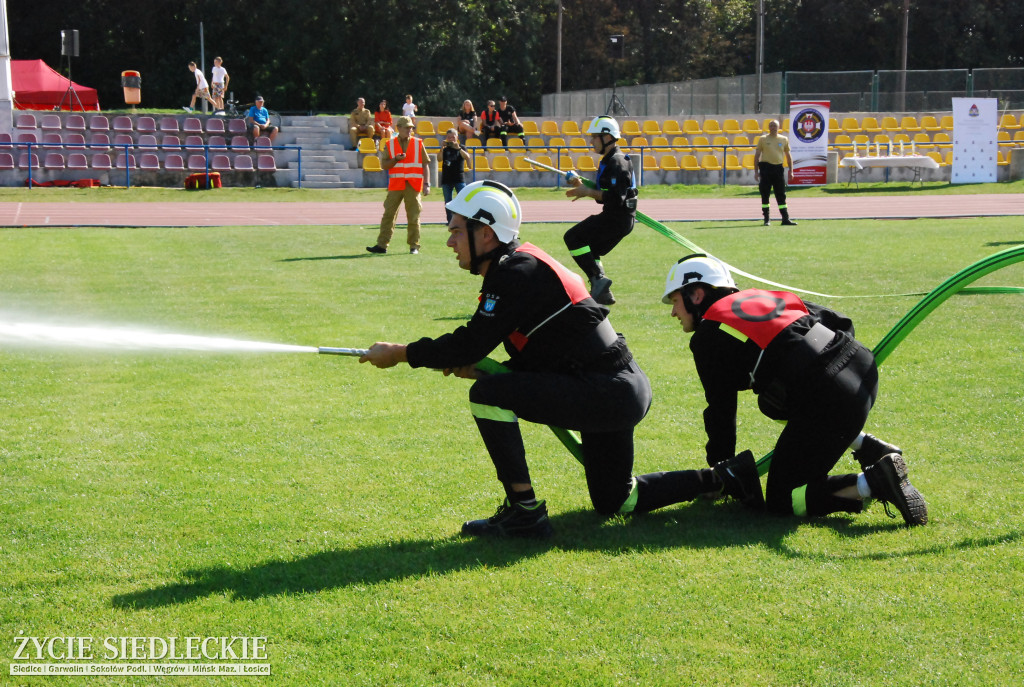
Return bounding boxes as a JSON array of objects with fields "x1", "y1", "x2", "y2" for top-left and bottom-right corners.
[{"x1": 1, "y1": 194, "x2": 1023, "y2": 227}]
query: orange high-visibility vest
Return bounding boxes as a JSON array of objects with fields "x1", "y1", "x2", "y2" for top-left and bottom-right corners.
[{"x1": 386, "y1": 135, "x2": 425, "y2": 191}]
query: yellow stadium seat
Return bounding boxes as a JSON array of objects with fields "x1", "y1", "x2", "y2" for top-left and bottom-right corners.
[
  {"x1": 642, "y1": 120, "x2": 662, "y2": 136},
  {"x1": 722, "y1": 119, "x2": 742, "y2": 136},
  {"x1": 741, "y1": 153, "x2": 756, "y2": 170},
  {"x1": 725, "y1": 154, "x2": 743, "y2": 171},
  {"x1": 362, "y1": 155, "x2": 382, "y2": 171},
  {"x1": 465, "y1": 137, "x2": 482, "y2": 148},
  {"x1": 680, "y1": 154, "x2": 701, "y2": 171},
  {"x1": 512, "y1": 156, "x2": 533, "y2": 172},
  {"x1": 682, "y1": 119, "x2": 702, "y2": 136},
  {"x1": 472, "y1": 155, "x2": 491, "y2": 172},
  {"x1": 900, "y1": 116, "x2": 922, "y2": 132},
  {"x1": 533, "y1": 154, "x2": 554, "y2": 168},
  {"x1": 621, "y1": 120, "x2": 642, "y2": 137},
  {"x1": 662, "y1": 120, "x2": 683, "y2": 136},
  {"x1": 841, "y1": 117, "x2": 862, "y2": 133},
  {"x1": 920, "y1": 116, "x2": 942, "y2": 132},
  {"x1": 438, "y1": 120, "x2": 456, "y2": 134},
  {"x1": 577, "y1": 155, "x2": 598, "y2": 172},
  {"x1": 485, "y1": 138, "x2": 503, "y2": 148},
  {"x1": 700, "y1": 154, "x2": 723, "y2": 171},
  {"x1": 892, "y1": 133, "x2": 911, "y2": 145},
  {"x1": 702, "y1": 119, "x2": 723, "y2": 136},
  {"x1": 526, "y1": 137, "x2": 547, "y2": 152},
  {"x1": 711, "y1": 135, "x2": 730, "y2": 148},
  {"x1": 861, "y1": 117, "x2": 882, "y2": 133},
  {"x1": 829, "y1": 117, "x2": 842, "y2": 133},
  {"x1": 671, "y1": 136, "x2": 690, "y2": 151},
  {"x1": 997, "y1": 150, "x2": 1010, "y2": 166},
  {"x1": 998, "y1": 131, "x2": 1012, "y2": 147},
  {"x1": 561, "y1": 120, "x2": 582, "y2": 136},
  {"x1": 540, "y1": 121, "x2": 560, "y2": 137},
  {"x1": 833, "y1": 134, "x2": 853, "y2": 151},
  {"x1": 659, "y1": 154, "x2": 681, "y2": 171},
  {"x1": 998, "y1": 113, "x2": 1020, "y2": 130},
  {"x1": 913, "y1": 132, "x2": 932, "y2": 147},
  {"x1": 569, "y1": 137, "x2": 588, "y2": 149},
  {"x1": 416, "y1": 120, "x2": 436, "y2": 137},
  {"x1": 357, "y1": 137, "x2": 377, "y2": 154},
  {"x1": 559, "y1": 154, "x2": 575, "y2": 171},
  {"x1": 642, "y1": 154, "x2": 659, "y2": 171},
  {"x1": 927, "y1": 151, "x2": 945, "y2": 167},
  {"x1": 933, "y1": 132, "x2": 952, "y2": 147},
  {"x1": 651, "y1": 136, "x2": 670, "y2": 149},
  {"x1": 880, "y1": 116, "x2": 900, "y2": 132},
  {"x1": 548, "y1": 136, "x2": 567, "y2": 149},
  {"x1": 732, "y1": 135, "x2": 752, "y2": 149},
  {"x1": 491, "y1": 155, "x2": 513, "y2": 172},
  {"x1": 691, "y1": 135, "x2": 711, "y2": 153},
  {"x1": 522, "y1": 120, "x2": 540, "y2": 136},
  {"x1": 743, "y1": 118, "x2": 763, "y2": 135},
  {"x1": 939, "y1": 115, "x2": 954, "y2": 130},
  {"x1": 629, "y1": 136, "x2": 650, "y2": 150},
  {"x1": 507, "y1": 137, "x2": 526, "y2": 150},
  {"x1": 1013, "y1": 131, "x2": 1024, "y2": 145}
]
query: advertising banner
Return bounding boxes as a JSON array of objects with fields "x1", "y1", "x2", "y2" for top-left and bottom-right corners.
[
  {"x1": 788, "y1": 100, "x2": 830, "y2": 185},
  {"x1": 951, "y1": 97, "x2": 997, "y2": 184}
]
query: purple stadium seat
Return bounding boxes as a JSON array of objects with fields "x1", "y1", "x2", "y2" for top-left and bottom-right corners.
[
  {"x1": 44, "y1": 153, "x2": 66, "y2": 169},
  {"x1": 164, "y1": 154, "x2": 185, "y2": 171},
  {"x1": 67, "y1": 153, "x2": 89, "y2": 170}
]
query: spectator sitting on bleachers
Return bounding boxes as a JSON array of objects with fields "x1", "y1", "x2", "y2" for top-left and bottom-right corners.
[
  {"x1": 479, "y1": 100, "x2": 502, "y2": 147},
  {"x1": 457, "y1": 100, "x2": 478, "y2": 143}
]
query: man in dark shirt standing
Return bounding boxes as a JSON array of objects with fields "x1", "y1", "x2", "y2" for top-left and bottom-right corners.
[
  {"x1": 360, "y1": 182, "x2": 728, "y2": 538},
  {"x1": 564, "y1": 116, "x2": 638, "y2": 306}
]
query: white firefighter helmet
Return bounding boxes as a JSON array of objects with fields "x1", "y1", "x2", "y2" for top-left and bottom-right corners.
[
  {"x1": 585, "y1": 115, "x2": 621, "y2": 140},
  {"x1": 662, "y1": 253, "x2": 736, "y2": 303},
  {"x1": 445, "y1": 180, "x2": 522, "y2": 243}
]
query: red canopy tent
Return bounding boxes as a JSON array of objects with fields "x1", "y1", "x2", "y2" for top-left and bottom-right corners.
[{"x1": 11, "y1": 59, "x2": 100, "y2": 111}]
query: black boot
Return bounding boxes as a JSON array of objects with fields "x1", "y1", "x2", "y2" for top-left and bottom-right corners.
[
  {"x1": 462, "y1": 499, "x2": 554, "y2": 538},
  {"x1": 780, "y1": 208, "x2": 797, "y2": 226},
  {"x1": 712, "y1": 450, "x2": 765, "y2": 510},
  {"x1": 853, "y1": 433, "x2": 901, "y2": 470},
  {"x1": 572, "y1": 251, "x2": 615, "y2": 305},
  {"x1": 863, "y1": 453, "x2": 927, "y2": 526},
  {"x1": 762, "y1": 208, "x2": 770, "y2": 226}
]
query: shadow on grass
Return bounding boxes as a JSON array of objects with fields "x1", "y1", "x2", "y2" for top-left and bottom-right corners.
[
  {"x1": 112, "y1": 501, "x2": 1017, "y2": 609},
  {"x1": 985, "y1": 240, "x2": 1024, "y2": 247},
  {"x1": 821, "y1": 183, "x2": 953, "y2": 194}
]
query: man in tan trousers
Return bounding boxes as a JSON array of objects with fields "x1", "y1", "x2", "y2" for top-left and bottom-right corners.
[{"x1": 367, "y1": 116, "x2": 431, "y2": 255}]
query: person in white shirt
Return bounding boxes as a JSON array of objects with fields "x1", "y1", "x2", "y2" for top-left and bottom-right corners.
[
  {"x1": 210, "y1": 56, "x2": 229, "y2": 112},
  {"x1": 402, "y1": 94, "x2": 418, "y2": 124},
  {"x1": 184, "y1": 61, "x2": 218, "y2": 113}
]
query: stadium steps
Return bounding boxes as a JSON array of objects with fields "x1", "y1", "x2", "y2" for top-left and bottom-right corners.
[{"x1": 277, "y1": 116, "x2": 359, "y2": 189}]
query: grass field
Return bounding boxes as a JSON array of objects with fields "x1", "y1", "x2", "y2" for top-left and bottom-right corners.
[{"x1": 1, "y1": 213, "x2": 1023, "y2": 685}]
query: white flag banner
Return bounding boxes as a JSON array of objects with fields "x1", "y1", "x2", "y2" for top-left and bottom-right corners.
[
  {"x1": 951, "y1": 98, "x2": 997, "y2": 184},
  {"x1": 788, "y1": 101, "x2": 830, "y2": 186}
]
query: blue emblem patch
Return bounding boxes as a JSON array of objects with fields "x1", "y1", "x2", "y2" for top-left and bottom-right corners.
[{"x1": 483, "y1": 298, "x2": 497, "y2": 312}]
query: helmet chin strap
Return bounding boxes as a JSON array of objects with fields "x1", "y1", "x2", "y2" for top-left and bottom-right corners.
[
  {"x1": 468, "y1": 226, "x2": 508, "y2": 276},
  {"x1": 597, "y1": 134, "x2": 613, "y2": 156}
]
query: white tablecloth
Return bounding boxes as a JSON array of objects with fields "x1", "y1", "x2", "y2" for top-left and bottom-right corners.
[{"x1": 839, "y1": 155, "x2": 940, "y2": 170}]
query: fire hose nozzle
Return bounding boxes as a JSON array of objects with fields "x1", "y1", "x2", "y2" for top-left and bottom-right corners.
[{"x1": 318, "y1": 347, "x2": 369, "y2": 356}]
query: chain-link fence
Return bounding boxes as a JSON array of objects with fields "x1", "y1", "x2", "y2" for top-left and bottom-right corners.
[{"x1": 543, "y1": 68, "x2": 1024, "y2": 117}]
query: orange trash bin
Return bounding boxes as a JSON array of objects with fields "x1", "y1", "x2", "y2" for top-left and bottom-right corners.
[{"x1": 121, "y1": 70, "x2": 141, "y2": 105}]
